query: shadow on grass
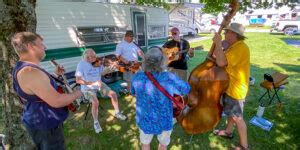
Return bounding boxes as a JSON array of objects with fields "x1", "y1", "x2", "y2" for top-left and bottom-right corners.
[
  {"x1": 186, "y1": 50, "x2": 299, "y2": 149},
  {"x1": 273, "y1": 63, "x2": 300, "y2": 74},
  {"x1": 63, "y1": 49, "x2": 300, "y2": 149},
  {"x1": 64, "y1": 95, "x2": 139, "y2": 149},
  {"x1": 242, "y1": 63, "x2": 299, "y2": 150}
]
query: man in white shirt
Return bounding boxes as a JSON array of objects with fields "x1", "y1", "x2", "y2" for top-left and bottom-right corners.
[
  {"x1": 75, "y1": 49, "x2": 127, "y2": 133},
  {"x1": 116, "y1": 30, "x2": 144, "y2": 84}
]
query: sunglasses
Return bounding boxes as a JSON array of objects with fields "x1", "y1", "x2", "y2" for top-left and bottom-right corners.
[{"x1": 171, "y1": 32, "x2": 177, "y2": 35}]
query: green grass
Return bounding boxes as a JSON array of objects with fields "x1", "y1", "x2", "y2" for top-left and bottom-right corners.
[
  {"x1": 245, "y1": 25, "x2": 272, "y2": 29},
  {"x1": 63, "y1": 33, "x2": 300, "y2": 149},
  {"x1": 197, "y1": 33, "x2": 214, "y2": 37},
  {"x1": 1, "y1": 33, "x2": 299, "y2": 149}
]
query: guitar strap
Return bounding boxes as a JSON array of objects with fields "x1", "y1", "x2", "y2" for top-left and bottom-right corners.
[
  {"x1": 179, "y1": 40, "x2": 183, "y2": 52},
  {"x1": 144, "y1": 72, "x2": 184, "y2": 109},
  {"x1": 179, "y1": 39, "x2": 188, "y2": 62},
  {"x1": 133, "y1": 41, "x2": 142, "y2": 51}
]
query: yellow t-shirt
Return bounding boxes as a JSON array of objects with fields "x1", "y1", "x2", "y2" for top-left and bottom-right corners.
[{"x1": 225, "y1": 40, "x2": 250, "y2": 100}]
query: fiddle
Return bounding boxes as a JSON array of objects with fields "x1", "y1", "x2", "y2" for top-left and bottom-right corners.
[{"x1": 92, "y1": 54, "x2": 119, "y2": 68}]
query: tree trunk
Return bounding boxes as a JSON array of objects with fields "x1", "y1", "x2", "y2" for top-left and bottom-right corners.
[{"x1": 0, "y1": 0, "x2": 36, "y2": 149}]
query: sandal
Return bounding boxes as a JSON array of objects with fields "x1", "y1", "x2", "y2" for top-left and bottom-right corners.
[
  {"x1": 233, "y1": 144, "x2": 249, "y2": 150},
  {"x1": 213, "y1": 129, "x2": 234, "y2": 139}
]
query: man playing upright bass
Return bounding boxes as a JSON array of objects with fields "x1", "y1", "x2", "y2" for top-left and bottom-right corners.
[{"x1": 212, "y1": 23, "x2": 250, "y2": 150}]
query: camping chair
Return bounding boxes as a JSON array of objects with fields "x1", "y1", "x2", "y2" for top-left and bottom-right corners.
[
  {"x1": 258, "y1": 72, "x2": 289, "y2": 107},
  {"x1": 84, "y1": 100, "x2": 105, "y2": 120},
  {"x1": 84, "y1": 99, "x2": 92, "y2": 120}
]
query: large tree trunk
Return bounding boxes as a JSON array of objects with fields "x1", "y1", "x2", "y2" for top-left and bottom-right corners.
[{"x1": 0, "y1": 0, "x2": 36, "y2": 149}]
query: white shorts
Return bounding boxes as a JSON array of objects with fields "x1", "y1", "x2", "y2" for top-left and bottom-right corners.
[
  {"x1": 139, "y1": 129, "x2": 172, "y2": 146},
  {"x1": 123, "y1": 70, "x2": 134, "y2": 83}
]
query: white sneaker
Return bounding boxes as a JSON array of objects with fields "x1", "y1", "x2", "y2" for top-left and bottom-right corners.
[
  {"x1": 94, "y1": 122, "x2": 102, "y2": 133},
  {"x1": 115, "y1": 112, "x2": 127, "y2": 120}
]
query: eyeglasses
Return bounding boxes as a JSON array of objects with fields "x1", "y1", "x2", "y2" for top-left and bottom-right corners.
[{"x1": 171, "y1": 32, "x2": 177, "y2": 35}]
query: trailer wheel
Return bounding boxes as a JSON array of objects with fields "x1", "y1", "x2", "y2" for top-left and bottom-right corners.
[{"x1": 284, "y1": 27, "x2": 297, "y2": 36}]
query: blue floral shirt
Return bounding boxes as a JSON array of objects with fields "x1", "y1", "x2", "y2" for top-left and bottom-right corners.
[{"x1": 131, "y1": 72, "x2": 190, "y2": 134}]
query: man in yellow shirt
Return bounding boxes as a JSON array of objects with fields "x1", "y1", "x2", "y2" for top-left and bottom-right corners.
[{"x1": 212, "y1": 23, "x2": 250, "y2": 150}]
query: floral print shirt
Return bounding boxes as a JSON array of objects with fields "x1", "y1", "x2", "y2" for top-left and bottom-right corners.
[{"x1": 131, "y1": 71, "x2": 190, "y2": 134}]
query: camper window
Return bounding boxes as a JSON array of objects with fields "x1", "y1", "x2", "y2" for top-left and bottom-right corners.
[
  {"x1": 148, "y1": 25, "x2": 166, "y2": 39},
  {"x1": 81, "y1": 34, "x2": 106, "y2": 44},
  {"x1": 106, "y1": 33, "x2": 124, "y2": 42},
  {"x1": 267, "y1": 15, "x2": 272, "y2": 19},
  {"x1": 75, "y1": 26, "x2": 126, "y2": 46}
]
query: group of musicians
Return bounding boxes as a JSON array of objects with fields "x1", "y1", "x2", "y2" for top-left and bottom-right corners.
[{"x1": 11, "y1": 22, "x2": 250, "y2": 150}]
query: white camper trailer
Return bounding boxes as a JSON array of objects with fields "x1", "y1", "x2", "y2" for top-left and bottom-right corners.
[
  {"x1": 168, "y1": 2, "x2": 204, "y2": 35},
  {"x1": 37, "y1": 0, "x2": 169, "y2": 79}
]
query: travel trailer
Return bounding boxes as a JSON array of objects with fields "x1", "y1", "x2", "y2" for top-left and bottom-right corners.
[
  {"x1": 168, "y1": 2, "x2": 204, "y2": 35},
  {"x1": 37, "y1": 0, "x2": 169, "y2": 81}
]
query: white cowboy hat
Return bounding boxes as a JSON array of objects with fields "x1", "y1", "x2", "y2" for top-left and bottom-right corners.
[{"x1": 224, "y1": 23, "x2": 246, "y2": 38}]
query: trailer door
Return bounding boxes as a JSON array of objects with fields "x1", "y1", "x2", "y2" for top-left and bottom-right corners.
[{"x1": 132, "y1": 12, "x2": 147, "y2": 47}]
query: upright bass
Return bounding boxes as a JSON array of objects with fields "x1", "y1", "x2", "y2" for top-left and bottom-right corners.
[{"x1": 177, "y1": 0, "x2": 240, "y2": 134}]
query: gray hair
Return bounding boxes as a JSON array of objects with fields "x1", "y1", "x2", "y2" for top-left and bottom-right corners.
[
  {"x1": 11, "y1": 32, "x2": 43, "y2": 56},
  {"x1": 142, "y1": 46, "x2": 166, "y2": 72},
  {"x1": 82, "y1": 48, "x2": 96, "y2": 60}
]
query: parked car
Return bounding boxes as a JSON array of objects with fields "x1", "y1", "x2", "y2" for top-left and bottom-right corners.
[
  {"x1": 271, "y1": 16, "x2": 300, "y2": 35},
  {"x1": 197, "y1": 23, "x2": 220, "y2": 34}
]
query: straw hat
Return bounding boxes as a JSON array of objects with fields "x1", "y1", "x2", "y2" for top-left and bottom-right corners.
[{"x1": 224, "y1": 23, "x2": 246, "y2": 38}]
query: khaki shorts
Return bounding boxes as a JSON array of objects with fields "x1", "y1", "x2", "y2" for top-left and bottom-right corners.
[
  {"x1": 83, "y1": 82, "x2": 112, "y2": 101},
  {"x1": 139, "y1": 129, "x2": 172, "y2": 146}
]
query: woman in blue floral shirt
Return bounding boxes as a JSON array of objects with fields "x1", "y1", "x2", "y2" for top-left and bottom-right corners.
[{"x1": 131, "y1": 46, "x2": 190, "y2": 150}]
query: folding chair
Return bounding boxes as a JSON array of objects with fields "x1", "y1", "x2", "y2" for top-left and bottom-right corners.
[
  {"x1": 84, "y1": 102, "x2": 92, "y2": 120},
  {"x1": 258, "y1": 72, "x2": 289, "y2": 107},
  {"x1": 83, "y1": 98, "x2": 106, "y2": 120}
]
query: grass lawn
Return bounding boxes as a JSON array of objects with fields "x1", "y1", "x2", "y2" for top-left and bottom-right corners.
[
  {"x1": 0, "y1": 33, "x2": 299, "y2": 149},
  {"x1": 245, "y1": 25, "x2": 272, "y2": 29},
  {"x1": 63, "y1": 32, "x2": 300, "y2": 149}
]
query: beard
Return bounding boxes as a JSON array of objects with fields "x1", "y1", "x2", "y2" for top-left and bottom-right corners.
[{"x1": 172, "y1": 35, "x2": 180, "y2": 42}]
